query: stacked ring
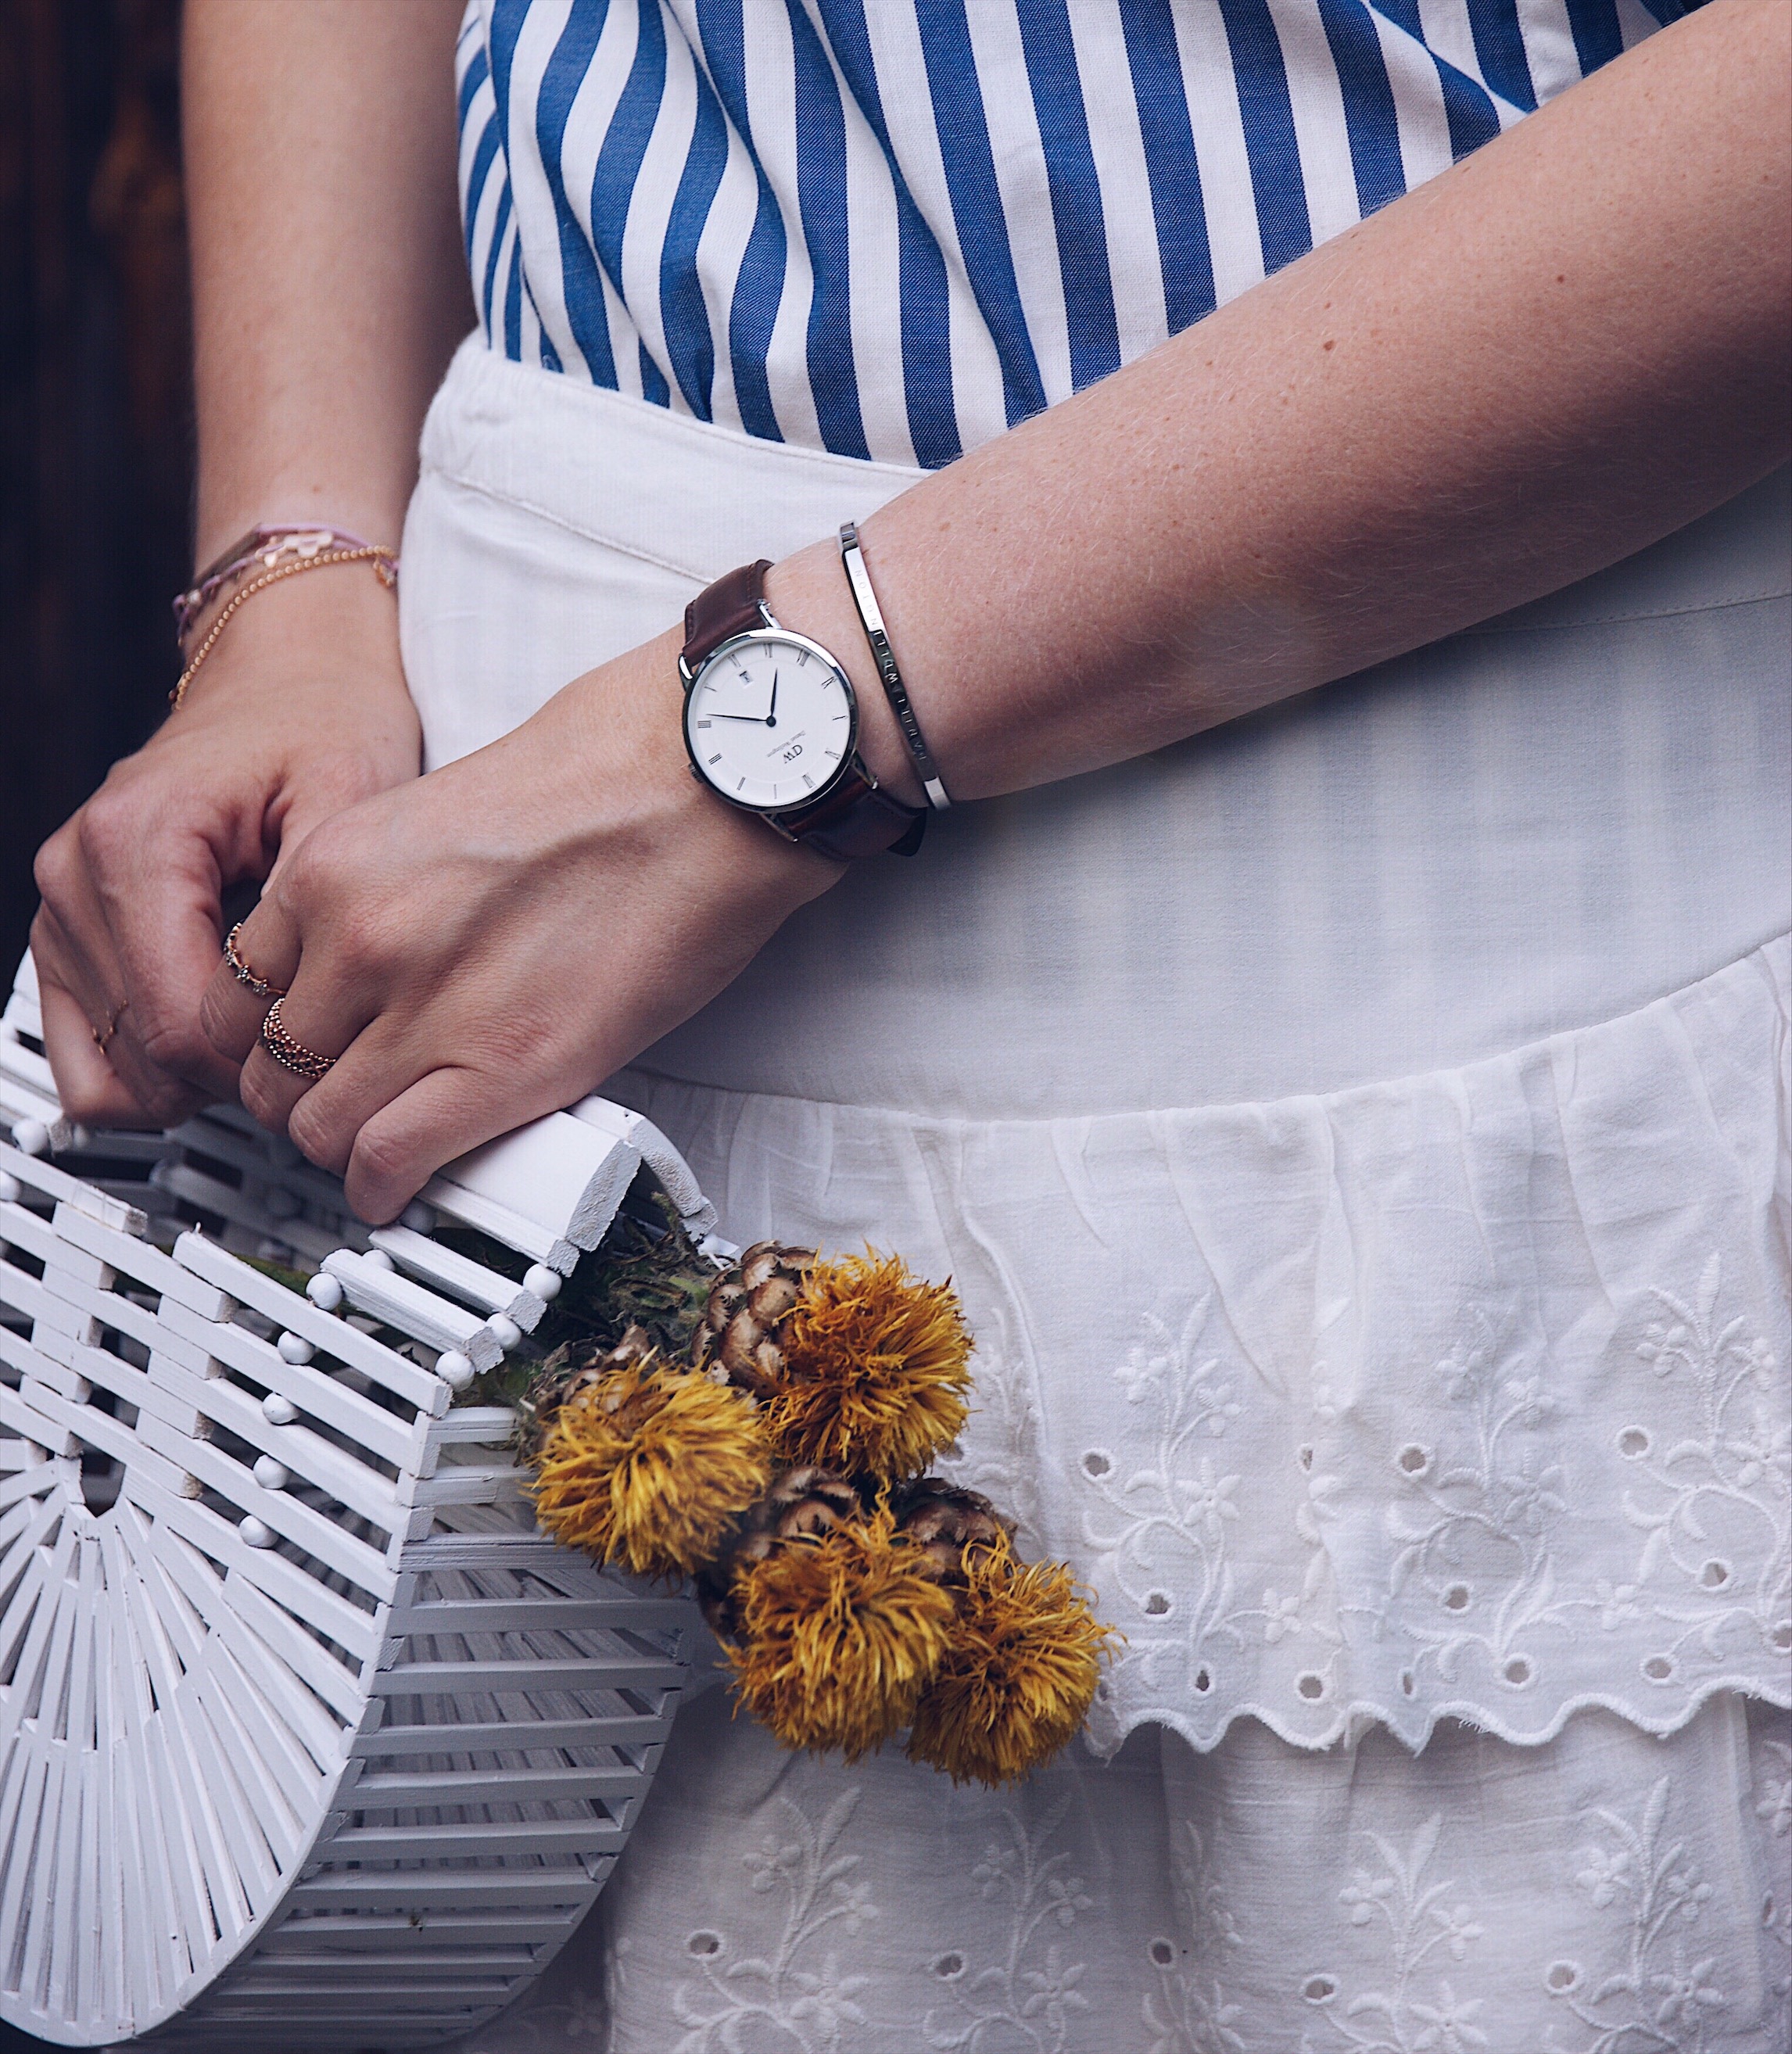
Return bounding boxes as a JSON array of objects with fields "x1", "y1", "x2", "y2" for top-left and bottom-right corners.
[
  {"x1": 225, "y1": 923, "x2": 287, "y2": 1000},
  {"x1": 260, "y1": 997, "x2": 336, "y2": 1081}
]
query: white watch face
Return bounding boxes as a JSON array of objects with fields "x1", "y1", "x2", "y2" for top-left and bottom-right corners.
[{"x1": 684, "y1": 629, "x2": 856, "y2": 812}]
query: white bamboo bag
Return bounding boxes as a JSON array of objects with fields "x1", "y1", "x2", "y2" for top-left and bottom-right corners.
[{"x1": 0, "y1": 951, "x2": 716, "y2": 2049}]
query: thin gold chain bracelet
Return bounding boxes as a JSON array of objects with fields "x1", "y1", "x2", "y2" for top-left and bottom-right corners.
[{"x1": 168, "y1": 544, "x2": 398, "y2": 714}]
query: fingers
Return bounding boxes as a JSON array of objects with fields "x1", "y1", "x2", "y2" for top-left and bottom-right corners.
[
  {"x1": 344, "y1": 1066, "x2": 566, "y2": 1225},
  {"x1": 202, "y1": 823, "x2": 412, "y2": 1167},
  {"x1": 28, "y1": 902, "x2": 203, "y2": 1129},
  {"x1": 30, "y1": 857, "x2": 152, "y2": 1118},
  {"x1": 33, "y1": 966, "x2": 170, "y2": 1129},
  {"x1": 238, "y1": 983, "x2": 390, "y2": 1160},
  {"x1": 36, "y1": 791, "x2": 242, "y2": 1114},
  {"x1": 73, "y1": 790, "x2": 242, "y2": 1102},
  {"x1": 103, "y1": 888, "x2": 249, "y2": 1109},
  {"x1": 197, "y1": 893, "x2": 304, "y2": 1069}
]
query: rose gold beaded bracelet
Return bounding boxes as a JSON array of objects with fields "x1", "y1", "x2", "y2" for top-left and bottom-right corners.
[{"x1": 167, "y1": 542, "x2": 398, "y2": 714}]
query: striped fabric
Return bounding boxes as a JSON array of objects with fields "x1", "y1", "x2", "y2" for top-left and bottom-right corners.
[{"x1": 457, "y1": 0, "x2": 1679, "y2": 468}]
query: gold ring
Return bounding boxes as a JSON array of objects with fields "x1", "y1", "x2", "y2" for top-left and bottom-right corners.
[
  {"x1": 225, "y1": 922, "x2": 287, "y2": 1000},
  {"x1": 91, "y1": 998, "x2": 127, "y2": 1053},
  {"x1": 260, "y1": 996, "x2": 336, "y2": 1082}
]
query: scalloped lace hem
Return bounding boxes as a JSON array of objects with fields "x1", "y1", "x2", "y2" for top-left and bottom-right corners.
[
  {"x1": 1090, "y1": 1672, "x2": 1792, "y2": 1759},
  {"x1": 622, "y1": 941, "x2": 1791, "y2": 1787}
]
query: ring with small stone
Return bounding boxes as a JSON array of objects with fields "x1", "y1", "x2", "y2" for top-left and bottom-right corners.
[
  {"x1": 91, "y1": 999, "x2": 127, "y2": 1053},
  {"x1": 224, "y1": 922, "x2": 287, "y2": 1000},
  {"x1": 260, "y1": 996, "x2": 336, "y2": 1082}
]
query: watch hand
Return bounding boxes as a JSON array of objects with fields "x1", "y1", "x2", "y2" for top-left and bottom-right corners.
[
  {"x1": 710, "y1": 711, "x2": 772, "y2": 722},
  {"x1": 767, "y1": 669, "x2": 779, "y2": 726}
]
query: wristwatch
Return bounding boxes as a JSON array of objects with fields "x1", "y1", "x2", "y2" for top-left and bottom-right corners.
[{"x1": 679, "y1": 561, "x2": 926, "y2": 860}]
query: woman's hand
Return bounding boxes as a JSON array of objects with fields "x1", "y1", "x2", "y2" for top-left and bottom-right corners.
[
  {"x1": 30, "y1": 569, "x2": 421, "y2": 1127},
  {"x1": 38, "y1": 0, "x2": 473, "y2": 1131},
  {"x1": 195, "y1": 628, "x2": 840, "y2": 1224}
]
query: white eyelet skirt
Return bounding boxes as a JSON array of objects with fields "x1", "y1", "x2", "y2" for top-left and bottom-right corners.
[{"x1": 405, "y1": 339, "x2": 1791, "y2": 2052}]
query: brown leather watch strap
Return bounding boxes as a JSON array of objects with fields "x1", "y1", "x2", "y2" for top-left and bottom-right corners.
[
  {"x1": 770, "y1": 765, "x2": 926, "y2": 861},
  {"x1": 681, "y1": 560, "x2": 926, "y2": 861},
  {"x1": 683, "y1": 558, "x2": 772, "y2": 669}
]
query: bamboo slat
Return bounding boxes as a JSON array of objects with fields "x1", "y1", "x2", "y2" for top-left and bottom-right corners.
[{"x1": 0, "y1": 952, "x2": 701, "y2": 2046}]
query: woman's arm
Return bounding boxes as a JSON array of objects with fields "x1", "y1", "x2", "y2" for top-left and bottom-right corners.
[
  {"x1": 30, "y1": 0, "x2": 469, "y2": 1126},
  {"x1": 778, "y1": 0, "x2": 1791, "y2": 802},
  {"x1": 183, "y1": 0, "x2": 472, "y2": 562},
  {"x1": 203, "y1": 0, "x2": 1790, "y2": 1224}
]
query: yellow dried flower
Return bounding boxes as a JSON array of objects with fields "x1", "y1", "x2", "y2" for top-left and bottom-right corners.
[
  {"x1": 907, "y1": 1540, "x2": 1119, "y2": 1787},
  {"x1": 529, "y1": 1363, "x2": 772, "y2": 1579},
  {"x1": 726, "y1": 1505, "x2": 958, "y2": 1760},
  {"x1": 766, "y1": 1252, "x2": 973, "y2": 1481}
]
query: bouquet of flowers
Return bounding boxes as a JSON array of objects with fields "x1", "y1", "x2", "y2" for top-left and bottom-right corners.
[{"x1": 505, "y1": 1189, "x2": 1116, "y2": 1786}]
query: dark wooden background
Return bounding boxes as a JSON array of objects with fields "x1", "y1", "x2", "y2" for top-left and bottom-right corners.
[
  {"x1": 1, "y1": 0, "x2": 192, "y2": 999},
  {"x1": 0, "y1": 2, "x2": 188, "y2": 2034}
]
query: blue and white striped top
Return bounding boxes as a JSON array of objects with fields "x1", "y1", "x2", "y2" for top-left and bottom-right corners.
[{"x1": 457, "y1": 0, "x2": 1679, "y2": 469}]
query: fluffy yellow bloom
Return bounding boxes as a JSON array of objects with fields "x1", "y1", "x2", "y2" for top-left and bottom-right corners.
[
  {"x1": 907, "y1": 1541, "x2": 1118, "y2": 1787},
  {"x1": 726, "y1": 1506, "x2": 958, "y2": 1760},
  {"x1": 766, "y1": 1252, "x2": 973, "y2": 1481},
  {"x1": 529, "y1": 1363, "x2": 772, "y2": 1579}
]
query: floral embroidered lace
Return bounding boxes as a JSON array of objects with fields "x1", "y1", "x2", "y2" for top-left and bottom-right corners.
[
  {"x1": 462, "y1": 1687, "x2": 1790, "y2": 2052},
  {"x1": 620, "y1": 937, "x2": 1791, "y2": 1756}
]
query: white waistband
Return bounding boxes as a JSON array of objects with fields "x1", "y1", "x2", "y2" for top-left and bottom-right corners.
[{"x1": 418, "y1": 336, "x2": 925, "y2": 583}]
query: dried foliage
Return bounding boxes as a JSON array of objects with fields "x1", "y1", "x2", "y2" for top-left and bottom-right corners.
[
  {"x1": 766, "y1": 1253, "x2": 973, "y2": 1478},
  {"x1": 511, "y1": 1181, "x2": 1112, "y2": 1781},
  {"x1": 725, "y1": 1506, "x2": 958, "y2": 1760},
  {"x1": 907, "y1": 1540, "x2": 1120, "y2": 1787},
  {"x1": 529, "y1": 1362, "x2": 771, "y2": 1579},
  {"x1": 690, "y1": 1242, "x2": 817, "y2": 1393}
]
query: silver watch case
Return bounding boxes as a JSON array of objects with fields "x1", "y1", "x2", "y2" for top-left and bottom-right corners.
[{"x1": 678, "y1": 623, "x2": 863, "y2": 816}]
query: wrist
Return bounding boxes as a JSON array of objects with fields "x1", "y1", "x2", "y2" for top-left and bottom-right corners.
[
  {"x1": 177, "y1": 522, "x2": 399, "y2": 647},
  {"x1": 192, "y1": 486, "x2": 410, "y2": 586},
  {"x1": 563, "y1": 625, "x2": 839, "y2": 900},
  {"x1": 763, "y1": 542, "x2": 929, "y2": 811},
  {"x1": 167, "y1": 561, "x2": 417, "y2": 733}
]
